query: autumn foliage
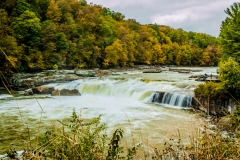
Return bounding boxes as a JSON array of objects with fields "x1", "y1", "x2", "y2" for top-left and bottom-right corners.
[{"x1": 0, "y1": 0, "x2": 221, "y2": 74}]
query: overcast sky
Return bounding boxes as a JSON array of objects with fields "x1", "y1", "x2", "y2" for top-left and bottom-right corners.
[{"x1": 88, "y1": 0, "x2": 236, "y2": 37}]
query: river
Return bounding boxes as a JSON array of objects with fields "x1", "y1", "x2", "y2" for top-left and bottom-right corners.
[{"x1": 0, "y1": 67, "x2": 217, "y2": 154}]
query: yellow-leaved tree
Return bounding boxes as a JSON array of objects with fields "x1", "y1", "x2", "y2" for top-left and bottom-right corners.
[
  {"x1": 46, "y1": 0, "x2": 62, "y2": 23},
  {"x1": 104, "y1": 39, "x2": 127, "y2": 67}
]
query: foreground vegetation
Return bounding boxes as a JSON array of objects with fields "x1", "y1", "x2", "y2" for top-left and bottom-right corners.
[
  {"x1": 0, "y1": 0, "x2": 221, "y2": 75},
  {"x1": 2, "y1": 110, "x2": 239, "y2": 159}
]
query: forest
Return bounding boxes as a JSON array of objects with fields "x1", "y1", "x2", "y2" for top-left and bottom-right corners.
[{"x1": 0, "y1": 0, "x2": 221, "y2": 74}]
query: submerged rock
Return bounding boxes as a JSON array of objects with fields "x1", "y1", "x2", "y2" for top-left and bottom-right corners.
[
  {"x1": 24, "y1": 89, "x2": 33, "y2": 96},
  {"x1": 51, "y1": 89, "x2": 80, "y2": 96},
  {"x1": 143, "y1": 69, "x2": 161, "y2": 73},
  {"x1": 151, "y1": 91, "x2": 165, "y2": 103},
  {"x1": 75, "y1": 70, "x2": 96, "y2": 77},
  {"x1": 32, "y1": 86, "x2": 54, "y2": 94},
  {"x1": 178, "y1": 70, "x2": 191, "y2": 73},
  {"x1": 189, "y1": 75, "x2": 199, "y2": 78}
]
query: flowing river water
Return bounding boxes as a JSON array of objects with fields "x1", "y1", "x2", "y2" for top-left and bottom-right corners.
[{"x1": 0, "y1": 67, "x2": 217, "y2": 154}]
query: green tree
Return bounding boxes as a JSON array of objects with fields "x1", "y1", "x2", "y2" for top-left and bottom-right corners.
[
  {"x1": 151, "y1": 44, "x2": 166, "y2": 65},
  {"x1": 80, "y1": 0, "x2": 87, "y2": 6},
  {"x1": 219, "y1": 57, "x2": 240, "y2": 99},
  {"x1": 104, "y1": 39, "x2": 127, "y2": 67},
  {"x1": 12, "y1": 10, "x2": 41, "y2": 47},
  {"x1": 55, "y1": 32, "x2": 69, "y2": 54},
  {"x1": 201, "y1": 50, "x2": 211, "y2": 65},
  {"x1": 220, "y1": 2, "x2": 240, "y2": 63},
  {"x1": 46, "y1": 0, "x2": 62, "y2": 23},
  {"x1": 180, "y1": 45, "x2": 192, "y2": 65},
  {"x1": 12, "y1": 0, "x2": 33, "y2": 17},
  {"x1": 0, "y1": 9, "x2": 23, "y2": 74},
  {"x1": 0, "y1": 0, "x2": 221, "y2": 71}
]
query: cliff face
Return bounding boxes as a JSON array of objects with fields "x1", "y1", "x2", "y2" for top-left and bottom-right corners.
[{"x1": 193, "y1": 96, "x2": 237, "y2": 117}]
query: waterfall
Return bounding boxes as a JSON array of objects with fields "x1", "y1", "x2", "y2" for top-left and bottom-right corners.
[
  {"x1": 50, "y1": 79, "x2": 193, "y2": 108},
  {"x1": 0, "y1": 94, "x2": 14, "y2": 100},
  {"x1": 151, "y1": 92, "x2": 193, "y2": 108},
  {"x1": 51, "y1": 79, "x2": 172, "y2": 101},
  {"x1": 150, "y1": 92, "x2": 165, "y2": 103}
]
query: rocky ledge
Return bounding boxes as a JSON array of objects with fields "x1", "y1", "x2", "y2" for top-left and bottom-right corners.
[
  {"x1": 51, "y1": 89, "x2": 80, "y2": 96},
  {"x1": 24, "y1": 86, "x2": 81, "y2": 96},
  {"x1": 7, "y1": 69, "x2": 110, "y2": 91}
]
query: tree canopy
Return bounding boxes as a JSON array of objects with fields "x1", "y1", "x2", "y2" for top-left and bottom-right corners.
[
  {"x1": 220, "y1": 2, "x2": 240, "y2": 63},
  {"x1": 219, "y1": 2, "x2": 240, "y2": 99},
  {"x1": 0, "y1": 0, "x2": 222, "y2": 74}
]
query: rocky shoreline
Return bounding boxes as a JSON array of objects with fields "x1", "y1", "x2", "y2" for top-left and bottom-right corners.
[
  {"x1": 6, "y1": 69, "x2": 107, "y2": 91},
  {"x1": 3, "y1": 66, "x2": 220, "y2": 91}
]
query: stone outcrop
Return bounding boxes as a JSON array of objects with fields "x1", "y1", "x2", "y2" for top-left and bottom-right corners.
[
  {"x1": 7, "y1": 69, "x2": 100, "y2": 90},
  {"x1": 151, "y1": 91, "x2": 165, "y2": 103},
  {"x1": 24, "y1": 89, "x2": 33, "y2": 96},
  {"x1": 143, "y1": 69, "x2": 161, "y2": 73},
  {"x1": 32, "y1": 86, "x2": 54, "y2": 94},
  {"x1": 75, "y1": 70, "x2": 96, "y2": 77},
  {"x1": 192, "y1": 74, "x2": 220, "y2": 82},
  {"x1": 51, "y1": 89, "x2": 80, "y2": 96},
  {"x1": 169, "y1": 68, "x2": 191, "y2": 72},
  {"x1": 189, "y1": 75, "x2": 199, "y2": 78},
  {"x1": 97, "y1": 70, "x2": 111, "y2": 77},
  {"x1": 193, "y1": 97, "x2": 236, "y2": 116}
]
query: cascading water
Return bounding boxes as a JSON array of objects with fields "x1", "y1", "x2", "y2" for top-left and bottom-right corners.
[
  {"x1": 0, "y1": 94, "x2": 13, "y2": 100},
  {"x1": 50, "y1": 79, "x2": 193, "y2": 108},
  {"x1": 0, "y1": 67, "x2": 217, "y2": 154},
  {"x1": 150, "y1": 92, "x2": 193, "y2": 108},
  {"x1": 162, "y1": 93, "x2": 192, "y2": 108}
]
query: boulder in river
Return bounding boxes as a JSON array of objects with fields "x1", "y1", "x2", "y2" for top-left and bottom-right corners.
[
  {"x1": 143, "y1": 69, "x2": 161, "y2": 73},
  {"x1": 24, "y1": 89, "x2": 34, "y2": 96},
  {"x1": 32, "y1": 86, "x2": 54, "y2": 94},
  {"x1": 51, "y1": 89, "x2": 80, "y2": 96},
  {"x1": 75, "y1": 70, "x2": 96, "y2": 77},
  {"x1": 189, "y1": 75, "x2": 199, "y2": 78}
]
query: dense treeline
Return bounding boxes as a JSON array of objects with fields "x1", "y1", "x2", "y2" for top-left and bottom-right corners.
[
  {"x1": 195, "y1": 2, "x2": 240, "y2": 101},
  {"x1": 0, "y1": 0, "x2": 222, "y2": 74}
]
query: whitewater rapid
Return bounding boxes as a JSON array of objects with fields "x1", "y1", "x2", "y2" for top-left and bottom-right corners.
[{"x1": 0, "y1": 67, "x2": 217, "y2": 153}]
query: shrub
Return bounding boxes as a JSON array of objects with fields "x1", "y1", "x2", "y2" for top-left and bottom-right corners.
[
  {"x1": 219, "y1": 57, "x2": 240, "y2": 100},
  {"x1": 53, "y1": 64, "x2": 58, "y2": 71},
  {"x1": 194, "y1": 81, "x2": 228, "y2": 101}
]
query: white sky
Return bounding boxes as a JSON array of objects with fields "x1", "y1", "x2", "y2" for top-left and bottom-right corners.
[{"x1": 88, "y1": 0, "x2": 236, "y2": 37}]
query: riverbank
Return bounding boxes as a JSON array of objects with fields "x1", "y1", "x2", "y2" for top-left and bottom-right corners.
[
  {"x1": 2, "y1": 66, "x2": 235, "y2": 158},
  {"x1": 1, "y1": 66, "x2": 219, "y2": 90}
]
